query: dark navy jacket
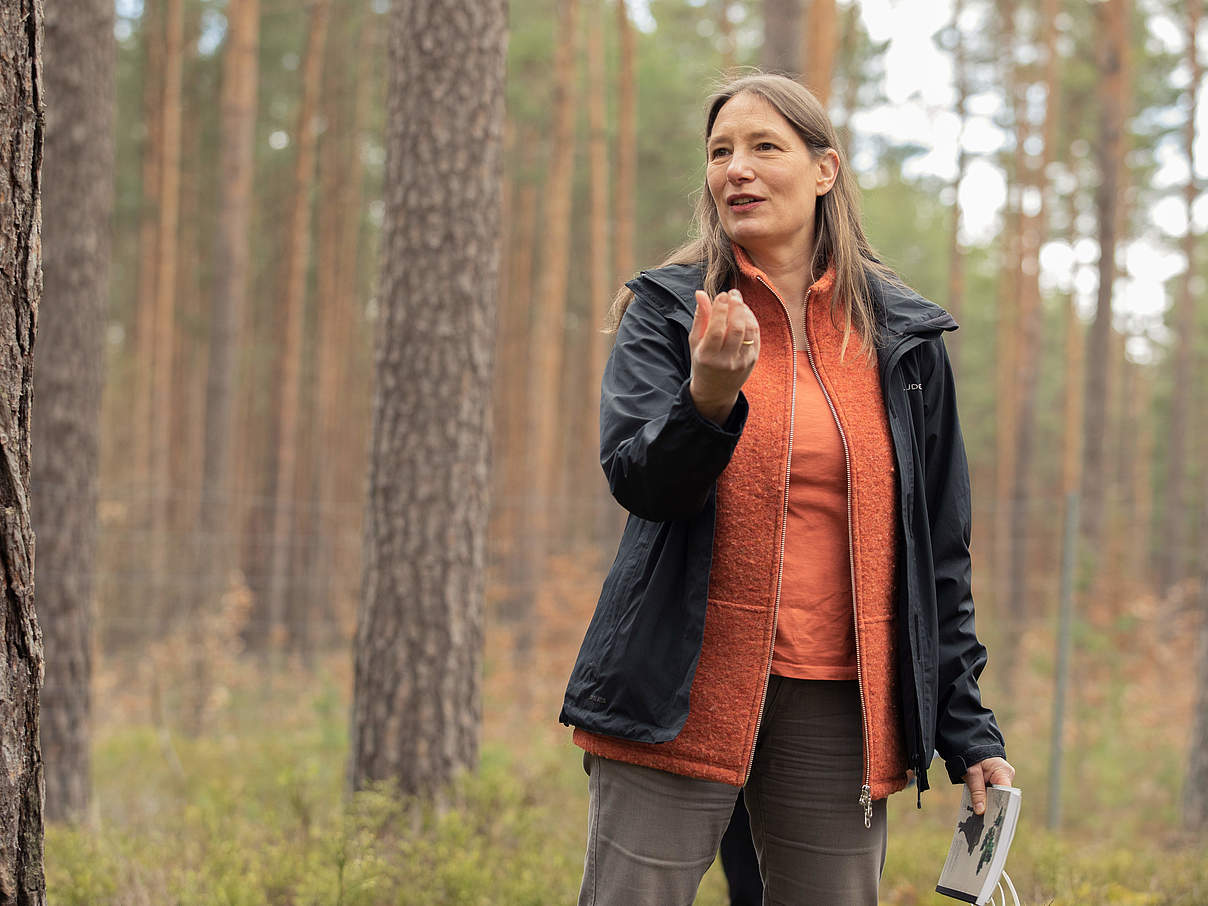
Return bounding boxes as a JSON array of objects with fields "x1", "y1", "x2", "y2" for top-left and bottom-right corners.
[{"x1": 559, "y1": 263, "x2": 1006, "y2": 795}]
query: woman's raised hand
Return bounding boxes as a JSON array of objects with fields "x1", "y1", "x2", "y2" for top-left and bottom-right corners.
[{"x1": 688, "y1": 288, "x2": 760, "y2": 425}]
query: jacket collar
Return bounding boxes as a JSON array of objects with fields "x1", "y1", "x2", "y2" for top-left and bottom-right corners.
[{"x1": 627, "y1": 260, "x2": 958, "y2": 342}]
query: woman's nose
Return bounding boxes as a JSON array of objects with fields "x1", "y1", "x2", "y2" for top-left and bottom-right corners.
[{"x1": 726, "y1": 151, "x2": 754, "y2": 183}]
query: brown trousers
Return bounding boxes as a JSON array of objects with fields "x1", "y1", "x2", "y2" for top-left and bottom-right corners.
[{"x1": 577, "y1": 677, "x2": 888, "y2": 906}]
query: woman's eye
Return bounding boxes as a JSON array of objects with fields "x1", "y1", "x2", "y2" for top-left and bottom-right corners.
[
  {"x1": 756, "y1": 141, "x2": 777, "y2": 151},
  {"x1": 710, "y1": 147, "x2": 730, "y2": 159}
]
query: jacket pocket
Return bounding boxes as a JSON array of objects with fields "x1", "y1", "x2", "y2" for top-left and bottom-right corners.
[{"x1": 655, "y1": 598, "x2": 772, "y2": 775}]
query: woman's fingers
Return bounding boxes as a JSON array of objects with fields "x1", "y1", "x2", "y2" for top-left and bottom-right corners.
[
  {"x1": 689, "y1": 287, "x2": 759, "y2": 420},
  {"x1": 690, "y1": 291, "x2": 711, "y2": 348},
  {"x1": 718, "y1": 290, "x2": 758, "y2": 355},
  {"x1": 701, "y1": 289, "x2": 731, "y2": 349}
]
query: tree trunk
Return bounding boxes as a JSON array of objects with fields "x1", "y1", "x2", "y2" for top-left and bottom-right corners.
[
  {"x1": 133, "y1": 0, "x2": 161, "y2": 547},
  {"x1": 348, "y1": 0, "x2": 506, "y2": 799},
  {"x1": 515, "y1": 0, "x2": 579, "y2": 658},
  {"x1": 1005, "y1": 0, "x2": 1059, "y2": 682},
  {"x1": 0, "y1": 0, "x2": 45, "y2": 897},
  {"x1": 946, "y1": 0, "x2": 968, "y2": 374},
  {"x1": 992, "y1": 0, "x2": 1020, "y2": 663},
  {"x1": 801, "y1": 0, "x2": 836, "y2": 103},
  {"x1": 835, "y1": 3, "x2": 861, "y2": 152},
  {"x1": 615, "y1": 0, "x2": 636, "y2": 285},
  {"x1": 585, "y1": 0, "x2": 612, "y2": 543},
  {"x1": 310, "y1": 0, "x2": 368, "y2": 650},
  {"x1": 1161, "y1": 0, "x2": 1200, "y2": 595},
  {"x1": 1061, "y1": 196, "x2": 1084, "y2": 501},
  {"x1": 266, "y1": 0, "x2": 332, "y2": 661},
  {"x1": 763, "y1": 0, "x2": 802, "y2": 76},
  {"x1": 495, "y1": 160, "x2": 539, "y2": 609},
  {"x1": 150, "y1": 0, "x2": 183, "y2": 631},
  {"x1": 185, "y1": 0, "x2": 259, "y2": 730},
  {"x1": 1185, "y1": 496, "x2": 1208, "y2": 830},
  {"x1": 1080, "y1": 0, "x2": 1129, "y2": 553},
  {"x1": 718, "y1": 0, "x2": 736, "y2": 73},
  {"x1": 36, "y1": 0, "x2": 113, "y2": 825},
  {"x1": 172, "y1": 4, "x2": 205, "y2": 540}
]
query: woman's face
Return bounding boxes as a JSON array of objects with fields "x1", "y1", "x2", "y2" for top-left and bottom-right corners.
[{"x1": 706, "y1": 92, "x2": 837, "y2": 262}]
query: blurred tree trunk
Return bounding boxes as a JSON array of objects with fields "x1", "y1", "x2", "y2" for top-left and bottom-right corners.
[
  {"x1": 0, "y1": 0, "x2": 44, "y2": 896},
  {"x1": 266, "y1": 0, "x2": 331, "y2": 661},
  {"x1": 173, "y1": 4, "x2": 205, "y2": 539},
  {"x1": 348, "y1": 0, "x2": 506, "y2": 798},
  {"x1": 801, "y1": 0, "x2": 836, "y2": 103},
  {"x1": 835, "y1": 4, "x2": 860, "y2": 151},
  {"x1": 1124, "y1": 359, "x2": 1153, "y2": 585},
  {"x1": 1185, "y1": 498, "x2": 1208, "y2": 830},
  {"x1": 1161, "y1": 0, "x2": 1200, "y2": 595},
  {"x1": 133, "y1": 0, "x2": 161, "y2": 549},
  {"x1": 36, "y1": 0, "x2": 113, "y2": 824},
  {"x1": 1081, "y1": 0, "x2": 1130, "y2": 554},
  {"x1": 495, "y1": 146, "x2": 539, "y2": 609},
  {"x1": 763, "y1": 0, "x2": 802, "y2": 76},
  {"x1": 150, "y1": 0, "x2": 184, "y2": 632},
  {"x1": 516, "y1": 0, "x2": 578, "y2": 660},
  {"x1": 946, "y1": 0, "x2": 968, "y2": 374},
  {"x1": 615, "y1": 0, "x2": 636, "y2": 285},
  {"x1": 309, "y1": 0, "x2": 369, "y2": 649},
  {"x1": 184, "y1": 0, "x2": 259, "y2": 731},
  {"x1": 718, "y1": 0, "x2": 736, "y2": 73},
  {"x1": 1005, "y1": 0, "x2": 1059, "y2": 687},
  {"x1": 992, "y1": 0, "x2": 1020, "y2": 654},
  {"x1": 585, "y1": 0, "x2": 612, "y2": 543},
  {"x1": 1061, "y1": 198, "x2": 1084, "y2": 503}
]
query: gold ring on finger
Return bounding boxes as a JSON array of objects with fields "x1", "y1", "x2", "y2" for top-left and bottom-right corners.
[{"x1": 741, "y1": 339, "x2": 755, "y2": 345}]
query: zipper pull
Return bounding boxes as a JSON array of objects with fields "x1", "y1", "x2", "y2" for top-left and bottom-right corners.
[{"x1": 860, "y1": 784, "x2": 872, "y2": 829}]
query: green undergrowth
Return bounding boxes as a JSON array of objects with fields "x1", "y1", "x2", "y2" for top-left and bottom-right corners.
[{"x1": 46, "y1": 664, "x2": 1207, "y2": 905}]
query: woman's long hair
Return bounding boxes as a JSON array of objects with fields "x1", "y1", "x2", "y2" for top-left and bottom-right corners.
[{"x1": 606, "y1": 72, "x2": 900, "y2": 361}]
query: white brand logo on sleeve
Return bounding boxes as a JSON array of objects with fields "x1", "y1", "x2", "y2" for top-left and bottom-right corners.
[{"x1": 904, "y1": 382, "x2": 923, "y2": 391}]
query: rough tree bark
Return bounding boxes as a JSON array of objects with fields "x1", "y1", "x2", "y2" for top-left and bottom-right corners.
[
  {"x1": 36, "y1": 0, "x2": 113, "y2": 823},
  {"x1": 348, "y1": 0, "x2": 506, "y2": 798},
  {"x1": 0, "y1": 0, "x2": 44, "y2": 898}
]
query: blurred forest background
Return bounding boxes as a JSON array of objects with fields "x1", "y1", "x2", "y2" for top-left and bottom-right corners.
[{"x1": 22, "y1": 0, "x2": 1208, "y2": 902}]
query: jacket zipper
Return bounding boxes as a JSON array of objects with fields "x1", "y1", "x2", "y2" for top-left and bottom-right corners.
[
  {"x1": 799, "y1": 298, "x2": 874, "y2": 829},
  {"x1": 743, "y1": 275, "x2": 797, "y2": 785}
]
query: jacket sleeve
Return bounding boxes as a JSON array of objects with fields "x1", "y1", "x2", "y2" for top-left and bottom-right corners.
[
  {"x1": 922, "y1": 337, "x2": 1007, "y2": 784},
  {"x1": 600, "y1": 290, "x2": 748, "y2": 522}
]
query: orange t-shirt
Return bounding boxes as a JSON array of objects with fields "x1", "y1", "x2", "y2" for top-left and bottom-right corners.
[{"x1": 769, "y1": 351, "x2": 857, "y2": 681}]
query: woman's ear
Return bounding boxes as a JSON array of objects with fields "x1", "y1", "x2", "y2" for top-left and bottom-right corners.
[{"x1": 816, "y1": 148, "x2": 840, "y2": 196}]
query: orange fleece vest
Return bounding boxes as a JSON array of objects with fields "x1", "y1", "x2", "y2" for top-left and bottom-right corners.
[{"x1": 575, "y1": 250, "x2": 909, "y2": 799}]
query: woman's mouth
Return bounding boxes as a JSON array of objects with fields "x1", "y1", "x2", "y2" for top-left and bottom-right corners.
[{"x1": 728, "y1": 195, "x2": 764, "y2": 211}]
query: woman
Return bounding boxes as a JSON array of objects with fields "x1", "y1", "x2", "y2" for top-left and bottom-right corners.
[{"x1": 559, "y1": 73, "x2": 1013, "y2": 906}]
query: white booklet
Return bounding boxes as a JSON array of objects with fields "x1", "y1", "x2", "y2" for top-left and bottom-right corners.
[{"x1": 935, "y1": 784, "x2": 1022, "y2": 905}]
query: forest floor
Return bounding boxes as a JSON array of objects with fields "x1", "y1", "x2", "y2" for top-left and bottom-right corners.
[{"x1": 49, "y1": 548, "x2": 1208, "y2": 905}]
